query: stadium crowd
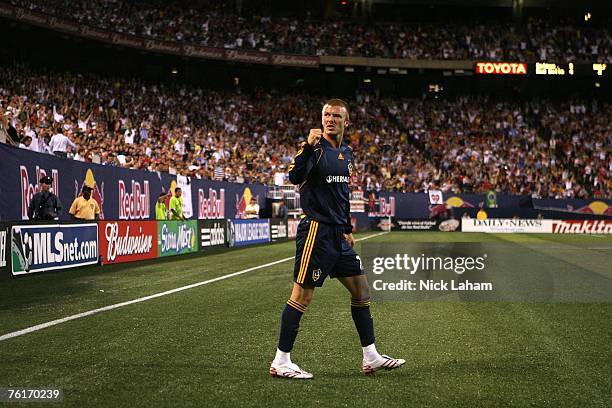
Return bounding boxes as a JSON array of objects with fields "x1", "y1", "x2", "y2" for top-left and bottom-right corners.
[
  {"x1": 1, "y1": 64, "x2": 609, "y2": 199},
  {"x1": 7, "y1": 0, "x2": 612, "y2": 63}
]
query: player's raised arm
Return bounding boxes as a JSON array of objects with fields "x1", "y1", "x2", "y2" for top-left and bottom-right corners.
[{"x1": 287, "y1": 129, "x2": 321, "y2": 184}]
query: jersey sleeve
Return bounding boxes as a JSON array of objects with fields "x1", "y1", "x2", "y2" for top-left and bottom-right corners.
[{"x1": 288, "y1": 142, "x2": 318, "y2": 185}]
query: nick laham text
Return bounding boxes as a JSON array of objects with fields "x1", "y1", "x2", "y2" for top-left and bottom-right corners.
[{"x1": 373, "y1": 279, "x2": 493, "y2": 291}]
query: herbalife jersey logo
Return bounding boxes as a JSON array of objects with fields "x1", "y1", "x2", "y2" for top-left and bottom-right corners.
[{"x1": 326, "y1": 175, "x2": 349, "y2": 183}]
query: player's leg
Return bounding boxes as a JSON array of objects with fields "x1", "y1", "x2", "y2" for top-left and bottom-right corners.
[
  {"x1": 270, "y1": 218, "x2": 321, "y2": 379},
  {"x1": 338, "y1": 274, "x2": 375, "y2": 348},
  {"x1": 277, "y1": 282, "x2": 313, "y2": 357},
  {"x1": 338, "y1": 269, "x2": 405, "y2": 375},
  {"x1": 270, "y1": 284, "x2": 316, "y2": 379}
]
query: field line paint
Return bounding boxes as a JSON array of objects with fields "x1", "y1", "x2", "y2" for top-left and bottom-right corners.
[{"x1": 0, "y1": 232, "x2": 388, "y2": 342}]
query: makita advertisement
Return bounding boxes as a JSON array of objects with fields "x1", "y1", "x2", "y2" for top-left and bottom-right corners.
[
  {"x1": 0, "y1": 222, "x2": 10, "y2": 279},
  {"x1": 98, "y1": 221, "x2": 158, "y2": 264},
  {"x1": 270, "y1": 219, "x2": 289, "y2": 242},
  {"x1": 552, "y1": 220, "x2": 612, "y2": 234},
  {"x1": 227, "y1": 219, "x2": 270, "y2": 247},
  {"x1": 10, "y1": 223, "x2": 98, "y2": 275},
  {"x1": 462, "y1": 219, "x2": 552, "y2": 233},
  {"x1": 198, "y1": 219, "x2": 227, "y2": 249},
  {"x1": 157, "y1": 220, "x2": 198, "y2": 257}
]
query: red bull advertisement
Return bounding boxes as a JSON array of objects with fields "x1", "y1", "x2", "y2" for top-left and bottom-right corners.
[
  {"x1": 198, "y1": 188, "x2": 225, "y2": 219},
  {"x1": 367, "y1": 196, "x2": 396, "y2": 217},
  {"x1": 444, "y1": 196, "x2": 476, "y2": 208},
  {"x1": 575, "y1": 201, "x2": 612, "y2": 216},
  {"x1": 118, "y1": 180, "x2": 150, "y2": 220},
  {"x1": 20, "y1": 165, "x2": 59, "y2": 220},
  {"x1": 3, "y1": 144, "x2": 611, "y2": 222}
]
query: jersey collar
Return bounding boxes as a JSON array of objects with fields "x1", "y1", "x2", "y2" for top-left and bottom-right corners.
[{"x1": 321, "y1": 136, "x2": 344, "y2": 150}]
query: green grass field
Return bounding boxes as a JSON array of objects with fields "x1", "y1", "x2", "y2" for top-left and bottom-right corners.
[{"x1": 0, "y1": 232, "x2": 610, "y2": 407}]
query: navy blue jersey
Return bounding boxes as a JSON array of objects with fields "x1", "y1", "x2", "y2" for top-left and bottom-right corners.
[{"x1": 288, "y1": 137, "x2": 354, "y2": 233}]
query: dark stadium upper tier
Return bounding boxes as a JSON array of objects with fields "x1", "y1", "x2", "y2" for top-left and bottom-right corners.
[{"x1": 4, "y1": 0, "x2": 611, "y2": 63}]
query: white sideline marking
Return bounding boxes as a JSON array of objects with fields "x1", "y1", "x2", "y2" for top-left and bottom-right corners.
[{"x1": 0, "y1": 232, "x2": 388, "y2": 342}]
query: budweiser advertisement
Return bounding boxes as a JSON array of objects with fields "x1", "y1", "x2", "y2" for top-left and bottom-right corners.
[
  {"x1": 98, "y1": 221, "x2": 158, "y2": 264},
  {"x1": 552, "y1": 220, "x2": 612, "y2": 234}
]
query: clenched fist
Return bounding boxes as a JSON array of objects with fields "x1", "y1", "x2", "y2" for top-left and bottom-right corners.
[{"x1": 308, "y1": 128, "x2": 322, "y2": 146}]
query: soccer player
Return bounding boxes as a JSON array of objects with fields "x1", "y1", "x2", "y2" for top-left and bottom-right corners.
[{"x1": 269, "y1": 99, "x2": 405, "y2": 379}]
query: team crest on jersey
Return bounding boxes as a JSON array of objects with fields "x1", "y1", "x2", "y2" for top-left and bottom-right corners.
[
  {"x1": 312, "y1": 268, "x2": 321, "y2": 282},
  {"x1": 348, "y1": 162, "x2": 354, "y2": 176},
  {"x1": 338, "y1": 152, "x2": 344, "y2": 160}
]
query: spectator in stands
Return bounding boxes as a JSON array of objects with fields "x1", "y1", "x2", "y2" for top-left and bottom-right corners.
[
  {"x1": 49, "y1": 126, "x2": 76, "y2": 158},
  {"x1": 0, "y1": 62, "x2": 609, "y2": 198},
  {"x1": 8, "y1": 1, "x2": 611, "y2": 63}
]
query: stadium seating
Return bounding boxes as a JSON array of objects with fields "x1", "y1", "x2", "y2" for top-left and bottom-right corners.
[
  {"x1": 1, "y1": 64, "x2": 609, "y2": 198},
  {"x1": 7, "y1": 0, "x2": 611, "y2": 62}
]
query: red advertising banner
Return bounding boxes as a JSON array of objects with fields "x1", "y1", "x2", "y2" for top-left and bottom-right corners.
[
  {"x1": 98, "y1": 221, "x2": 158, "y2": 264},
  {"x1": 552, "y1": 220, "x2": 612, "y2": 234}
]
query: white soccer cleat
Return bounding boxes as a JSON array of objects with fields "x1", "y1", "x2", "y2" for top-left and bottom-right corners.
[
  {"x1": 269, "y1": 361, "x2": 314, "y2": 379},
  {"x1": 362, "y1": 354, "x2": 405, "y2": 375}
]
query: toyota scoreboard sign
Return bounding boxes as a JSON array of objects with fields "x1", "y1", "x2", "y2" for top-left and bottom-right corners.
[
  {"x1": 99, "y1": 221, "x2": 158, "y2": 264},
  {"x1": 198, "y1": 219, "x2": 227, "y2": 249},
  {"x1": 10, "y1": 223, "x2": 99, "y2": 275}
]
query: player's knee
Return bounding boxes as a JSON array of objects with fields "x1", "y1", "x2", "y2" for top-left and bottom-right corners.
[
  {"x1": 295, "y1": 291, "x2": 313, "y2": 306},
  {"x1": 291, "y1": 285, "x2": 314, "y2": 307},
  {"x1": 354, "y1": 283, "x2": 370, "y2": 299}
]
